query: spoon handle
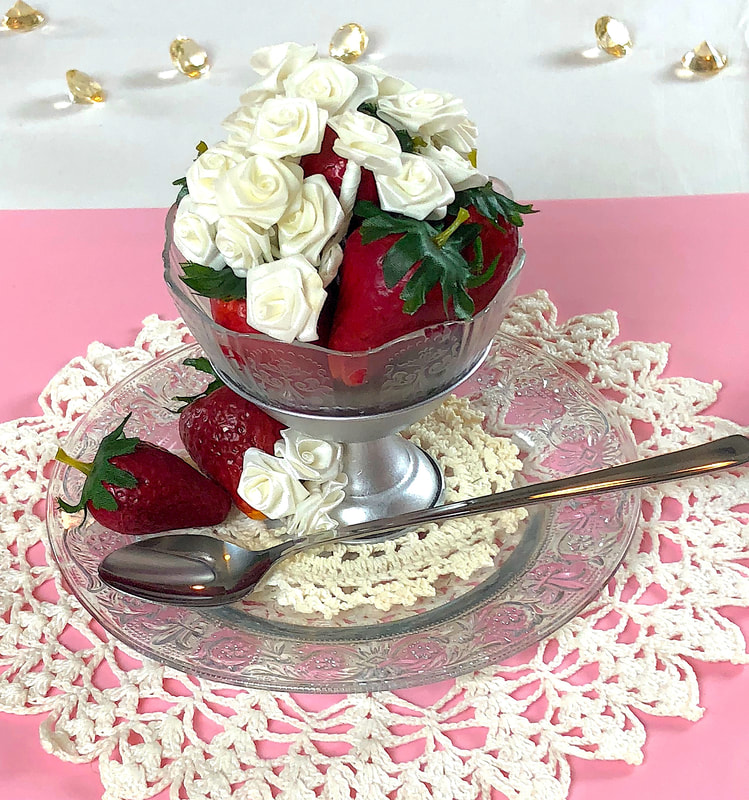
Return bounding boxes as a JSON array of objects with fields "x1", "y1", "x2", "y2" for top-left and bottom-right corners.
[{"x1": 292, "y1": 434, "x2": 749, "y2": 551}]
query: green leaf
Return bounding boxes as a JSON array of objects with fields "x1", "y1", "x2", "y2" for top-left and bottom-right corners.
[
  {"x1": 449, "y1": 183, "x2": 537, "y2": 228},
  {"x1": 180, "y1": 262, "x2": 245, "y2": 300},
  {"x1": 56, "y1": 415, "x2": 140, "y2": 514},
  {"x1": 466, "y1": 252, "x2": 499, "y2": 289},
  {"x1": 394, "y1": 129, "x2": 416, "y2": 153},
  {"x1": 173, "y1": 358, "x2": 225, "y2": 407},
  {"x1": 358, "y1": 101, "x2": 378, "y2": 117},
  {"x1": 382, "y1": 233, "x2": 428, "y2": 287},
  {"x1": 356, "y1": 202, "x2": 434, "y2": 244}
]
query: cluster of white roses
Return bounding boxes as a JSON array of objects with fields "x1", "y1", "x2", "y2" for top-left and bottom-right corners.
[
  {"x1": 173, "y1": 41, "x2": 487, "y2": 344},
  {"x1": 237, "y1": 429, "x2": 346, "y2": 536}
]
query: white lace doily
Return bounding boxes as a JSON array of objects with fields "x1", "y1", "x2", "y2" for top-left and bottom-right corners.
[{"x1": 1, "y1": 290, "x2": 747, "y2": 800}]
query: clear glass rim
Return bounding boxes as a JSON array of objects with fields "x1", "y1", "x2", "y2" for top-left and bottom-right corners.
[{"x1": 162, "y1": 203, "x2": 526, "y2": 358}]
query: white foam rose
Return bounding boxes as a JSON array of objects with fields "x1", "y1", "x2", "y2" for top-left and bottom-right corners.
[
  {"x1": 378, "y1": 89, "x2": 468, "y2": 138},
  {"x1": 284, "y1": 57, "x2": 358, "y2": 114},
  {"x1": 374, "y1": 153, "x2": 455, "y2": 221},
  {"x1": 432, "y1": 118, "x2": 478, "y2": 156},
  {"x1": 248, "y1": 97, "x2": 328, "y2": 159},
  {"x1": 358, "y1": 64, "x2": 416, "y2": 97},
  {"x1": 237, "y1": 449, "x2": 309, "y2": 519},
  {"x1": 284, "y1": 474, "x2": 348, "y2": 537},
  {"x1": 185, "y1": 142, "x2": 243, "y2": 212},
  {"x1": 250, "y1": 42, "x2": 317, "y2": 79},
  {"x1": 173, "y1": 196, "x2": 223, "y2": 269},
  {"x1": 274, "y1": 430, "x2": 342, "y2": 482},
  {"x1": 215, "y1": 155, "x2": 303, "y2": 230},
  {"x1": 215, "y1": 217, "x2": 272, "y2": 277},
  {"x1": 245, "y1": 255, "x2": 326, "y2": 343},
  {"x1": 222, "y1": 105, "x2": 264, "y2": 150},
  {"x1": 328, "y1": 110, "x2": 402, "y2": 176},
  {"x1": 276, "y1": 175, "x2": 344, "y2": 265},
  {"x1": 238, "y1": 43, "x2": 318, "y2": 107},
  {"x1": 420, "y1": 144, "x2": 487, "y2": 191}
]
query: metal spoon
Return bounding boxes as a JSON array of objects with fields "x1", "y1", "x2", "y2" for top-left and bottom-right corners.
[{"x1": 98, "y1": 434, "x2": 749, "y2": 606}]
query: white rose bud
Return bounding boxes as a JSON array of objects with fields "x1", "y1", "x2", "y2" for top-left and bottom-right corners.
[
  {"x1": 248, "y1": 97, "x2": 328, "y2": 159},
  {"x1": 374, "y1": 153, "x2": 455, "y2": 221},
  {"x1": 173, "y1": 196, "x2": 223, "y2": 270},
  {"x1": 245, "y1": 255, "x2": 327, "y2": 343},
  {"x1": 237, "y1": 448, "x2": 309, "y2": 519},
  {"x1": 420, "y1": 144, "x2": 487, "y2": 191},
  {"x1": 284, "y1": 57, "x2": 358, "y2": 114},
  {"x1": 277, "y1": 175, "x2": 345, "y2": 265},
  {"x1": 328, "y1": 110, "x2": 402, "y2": 176},
  {"x1": 215, "y1": 217, "x2": 272, "y2": 277},
  {"x1": 432, "y1": 118, "x2": 478, "y2": 156},
  {"x1": 215, "y1": 155, "x2": 304, "y2": 230},
  {"x1": 185, "y1": 142, "x2": 243, "y2": 208},
  {"x1": 378, "y1": 89, "x2": 469, "y2": 138},
  {"x1": 274, "y1": 430, "x2": 342, "y2": 482}
]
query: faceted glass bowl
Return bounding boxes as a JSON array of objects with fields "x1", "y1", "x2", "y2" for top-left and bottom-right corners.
[{"x1": 162, "y1": 204, "x2": 525, "y2": 419}]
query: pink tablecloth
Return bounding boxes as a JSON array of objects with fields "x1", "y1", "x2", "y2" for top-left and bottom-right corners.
[{"x1": 1, "y1": 195, "x2": 747, "y2": 799}]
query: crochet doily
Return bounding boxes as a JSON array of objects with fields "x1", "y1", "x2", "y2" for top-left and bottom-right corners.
[{"x1": 1, "y1": 290, "x2": 748, "y2": 800}]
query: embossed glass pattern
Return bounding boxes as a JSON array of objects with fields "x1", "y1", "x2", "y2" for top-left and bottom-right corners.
[{"x1": 46, "y1": 336, "x2": 640, "y2": 692}]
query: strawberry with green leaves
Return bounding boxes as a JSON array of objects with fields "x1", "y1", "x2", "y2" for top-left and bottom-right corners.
[
  {"x1": 327, "y1": 186, "x2": 534, "y2": 353},
  {"x1": 177, "y1": 359, "x2": 285, "y2": 519},
  {"x1": 55, "y1": 415, "x2": 232, "y2": 534}
]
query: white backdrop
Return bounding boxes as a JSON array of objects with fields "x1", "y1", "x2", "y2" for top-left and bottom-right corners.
[{"x1": 2, "y1": 0, "x2": 748, "y2": 209}]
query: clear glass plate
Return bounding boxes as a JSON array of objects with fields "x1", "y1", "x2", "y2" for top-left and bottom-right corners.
[{"x1": 45, "y1": 334, "x2": 640, "y2": 692}]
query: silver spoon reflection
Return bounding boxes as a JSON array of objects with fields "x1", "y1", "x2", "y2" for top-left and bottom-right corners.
[{"x1": 98, "y1": 435, "x2": 749, "y2": 607}]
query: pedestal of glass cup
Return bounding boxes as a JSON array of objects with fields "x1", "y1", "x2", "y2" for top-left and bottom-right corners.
[{"x1": 215, "y1": 362, "x2": 489, "y2": 525}]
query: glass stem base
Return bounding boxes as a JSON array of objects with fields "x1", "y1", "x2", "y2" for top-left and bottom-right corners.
[{"x1": 332, "y1": 436, "x2": 445, "y2": 529}]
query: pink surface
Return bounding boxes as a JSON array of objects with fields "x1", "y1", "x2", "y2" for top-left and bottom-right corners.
[{"x1": 1, "y1": 196, "x2": 747, "y2": 799}]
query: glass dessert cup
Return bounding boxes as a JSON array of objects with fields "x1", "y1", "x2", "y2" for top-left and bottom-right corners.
[{"x1": 163, "y1": 205, "x2": 525, "y2": 525}]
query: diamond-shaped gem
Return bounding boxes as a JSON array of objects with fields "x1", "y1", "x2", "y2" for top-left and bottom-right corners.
[
  {"x1": 681, "y1": 41, "x2": 727, "y2": 74},
  {"x1": 169, "y1": 37, "x2": 210, "y2": 78},
  {"x1": 66, "y1": 70, "x2": 105, "y2": 104},
  {"x1": 594, "y1": 16, "x2": 632, "y2": 58},
  {"x1": 329, "y1": 23, "x2": 369, "y2": 64},
  {"x1": 2, "y1": 0, "x2": 45, "y2": 31}
]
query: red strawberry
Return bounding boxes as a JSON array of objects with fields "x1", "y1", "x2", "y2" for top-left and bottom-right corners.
[
  {"x1": 328, "y1": 190, "x2": 532, "y2": 353},
  {"x1": 210, "y1": 298, "x2": 261, "y2": 335},
  {"x1": 55, "y1": 416, "x2": 231, "y2": 534},
  {"x1": 300, "y1": 126, "x2": 379, "y2": 207},
  {"x1": 178, "y1": 384, "x2": 285, "y2": 518},
  {"x1": 328, "y1": 228, "x2": 448, "y2": 352}
]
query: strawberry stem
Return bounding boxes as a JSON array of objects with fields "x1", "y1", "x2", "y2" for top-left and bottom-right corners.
[
  {"x1": 55, "y1": 447, "x2": 93, "y2": 476},
  {"x1": 432, "y1": 208, "x2": 470, "y2": 249}
]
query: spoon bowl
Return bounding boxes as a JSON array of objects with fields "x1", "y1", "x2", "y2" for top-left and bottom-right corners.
[{"x1": 98, "y1": 434, "x2": 749, "y2": 606}]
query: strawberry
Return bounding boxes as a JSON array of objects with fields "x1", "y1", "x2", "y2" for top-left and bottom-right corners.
[
  {"x1": 178, "y1": 381, "x2": 284, "y2": 518},
  {"x1": 210, "y1": 298, "x2": 261, "y2": 335},
  {"x1": 55, "y1": 416, "x2": 232, "y2": 534},
  {"x1": 299, "y1": 126, "x2": 379, "y2": 206},
  {"x1": 328, "y1": 188, "x2": 534, "y2": 353}
]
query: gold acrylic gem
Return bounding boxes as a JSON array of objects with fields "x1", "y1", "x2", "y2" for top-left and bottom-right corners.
[
  {"x1": 66, "y1": 70, "x2": 106, "y2": 104},
  {"x1": 329, "y1": 23, "x2": 369, "y2": 64},
  {"x1": 594, "y1": 16, "x2": 632, "y2": 58},
  {"x1": 681, "y1": 41, "x2": 727, "y2": 74},
  {"x1": 2, "y1": 0, "x2": 45, "y2": 31},
  {"x1": 169, "y1": 37, "x2": 210, "y2": 78}
]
